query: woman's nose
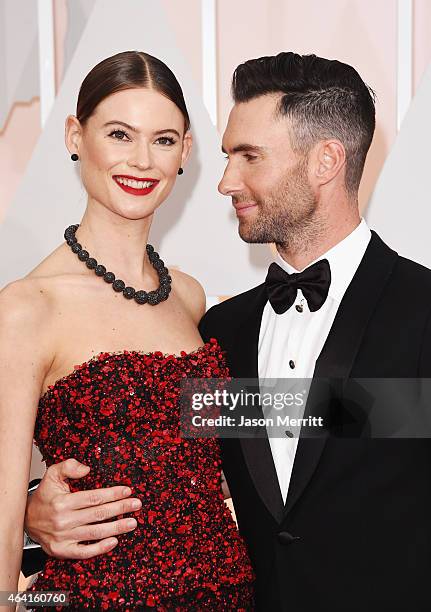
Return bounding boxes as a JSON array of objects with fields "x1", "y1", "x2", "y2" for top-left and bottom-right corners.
[{"x1": 128, "y1": 141, "x2": 152, "y2": 170}]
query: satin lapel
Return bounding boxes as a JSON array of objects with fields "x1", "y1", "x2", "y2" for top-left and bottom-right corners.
[
  {"x1": 284, "y1": 231, "x2": 398, "y2": 516},
  {"x1": 230, "y1": 284, "x2": 285, "y2": 524}
]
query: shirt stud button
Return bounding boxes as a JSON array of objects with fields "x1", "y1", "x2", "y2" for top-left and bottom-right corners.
[
  {"x1": 295, "y1": 304, "x2": 303, "y2": 312},
  {"x1": 289, "y1": 360, "x2": 295, "y2": 369},
  {"x1": 285, "y1": 430, "x2": 294, "y2": 438}
]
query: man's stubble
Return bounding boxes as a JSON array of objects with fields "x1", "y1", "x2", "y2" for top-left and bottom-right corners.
[{"x1": 238, "y1": 157, "x2": 325, "y2": 254}]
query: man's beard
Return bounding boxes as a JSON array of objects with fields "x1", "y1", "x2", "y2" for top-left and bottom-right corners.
[{"x1": 237, "y1": 157, "x2": 320, "y2": 251}]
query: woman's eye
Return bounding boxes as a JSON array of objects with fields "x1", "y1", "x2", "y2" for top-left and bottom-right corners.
[
  {"x1": 155, "y1": 136, "x2": 176, "y2": 146},
  {"x1": 109, "y1": 130, "x2": 129, "y2": 141}
]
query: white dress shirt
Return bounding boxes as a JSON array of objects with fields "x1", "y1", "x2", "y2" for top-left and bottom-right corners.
[{"x1": 258, "y1": 219, "x2": 372, "y2": 502}]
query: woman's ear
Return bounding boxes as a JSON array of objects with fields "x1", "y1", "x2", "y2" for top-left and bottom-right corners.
[
  {"x1": 65, "y1": 115, "x2": 82, "y2": 157},
  {"x1": 180, "y1": 130, "x2": 193, "y2": 168}
]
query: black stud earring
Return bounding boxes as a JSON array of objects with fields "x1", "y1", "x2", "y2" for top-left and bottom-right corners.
[
  {"x1": 71, "y1": 153, "x2": 79, "y2": 161},
  {"x1": 178, "y1": 167, "x2": 184, "y2": 175}
]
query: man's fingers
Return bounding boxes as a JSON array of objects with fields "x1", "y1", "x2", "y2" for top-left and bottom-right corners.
[
  {"x1": 69, "y1": 497, "x2": 142, "y2": 529},
  {"x1": 72, "y1": 517, "x2": 138, "y2": 542},
  {"x1": 66, "y1": 538, "x2": 119, "y2": 560},
  {"x1": 64, "y1": 486, "x2": 134, "y2": 511},
  {"x1": 48, "y1": 458, "x2": 90, "y2": 483}
]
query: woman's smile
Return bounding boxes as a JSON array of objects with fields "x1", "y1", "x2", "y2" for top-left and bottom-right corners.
[{"x1": 112, "y1": 174, "x2": 160, "y2": 196}]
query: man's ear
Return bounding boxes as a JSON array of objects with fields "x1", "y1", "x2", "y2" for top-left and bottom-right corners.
[
  {"x1": 311, "y1": 139, "x2": 346, "y2": 187},
  {"x1": 65, "y1": 115, "x2": 83, "y2": 157},
  {"x1": 180, "y1": 130, "x2": 193, "y2": 167}
]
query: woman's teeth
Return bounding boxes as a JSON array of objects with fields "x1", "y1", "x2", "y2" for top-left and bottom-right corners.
[{"x1": 115, "y1": 177, "x2": 155, "y2": 189}]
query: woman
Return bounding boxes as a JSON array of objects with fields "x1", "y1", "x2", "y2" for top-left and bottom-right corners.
[{"x1": 0, "y1": 51, "x2": 254, "y2": 610}]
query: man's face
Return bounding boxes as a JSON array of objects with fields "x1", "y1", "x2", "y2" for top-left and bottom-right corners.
[{"x1": 219, "y1": 94, "x2": 317, "y2": 247}]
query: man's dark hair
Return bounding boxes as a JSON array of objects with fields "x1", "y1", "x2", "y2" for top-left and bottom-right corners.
[{"x1": 232, "y1": 52, "x2": 376, "y2": 195}]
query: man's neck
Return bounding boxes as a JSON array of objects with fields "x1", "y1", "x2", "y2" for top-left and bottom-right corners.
[{"x1": 277, "y1": 214, "x2": 361, "y2": 271}]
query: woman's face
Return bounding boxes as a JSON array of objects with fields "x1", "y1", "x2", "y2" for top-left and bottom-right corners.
[{"x1": 66, "y1": 87, "x2": 192, "y2": 220}]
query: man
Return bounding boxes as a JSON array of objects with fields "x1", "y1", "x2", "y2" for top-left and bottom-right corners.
[{"x1": 23, "y1": 53, "x2": 431, "y2": 611}]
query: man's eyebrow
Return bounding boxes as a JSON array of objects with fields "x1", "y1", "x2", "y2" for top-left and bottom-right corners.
[
  {"x1": 221, "y1": 144, "x2": 265, "y2": 154},
  {"x1": 103, "y1": 121, "x2": 180, "y2": 138}
]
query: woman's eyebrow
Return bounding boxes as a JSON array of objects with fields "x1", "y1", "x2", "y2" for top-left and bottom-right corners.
[
  {"x1": 103, "y1": 120, "x2": 138, "y2": 132},
  {"x1": 103, "y1": 121, "x2": 180, "y2": 138},
  {"x1": 153, "y1": 129, "x2": 181, "y2": 138}
]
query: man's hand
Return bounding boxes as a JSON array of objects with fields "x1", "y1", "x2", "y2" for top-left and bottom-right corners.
[{"x1": 24, "y1": 458, "x2": 142, "y2": 559}]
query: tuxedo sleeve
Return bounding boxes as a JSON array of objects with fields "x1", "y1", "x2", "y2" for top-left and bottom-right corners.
[
  {"x1": 419, "y1": 308, "x2": 431, "y2": 377},
  {"x1": 22, "y1": 547, "x2": 48, "y2": 577},
  {"x1": 198, "y1": 308, "x2": 215, "y2": 343},
  {"x1": 21, "y1": 479, "x2": 48, "y2": 576}
]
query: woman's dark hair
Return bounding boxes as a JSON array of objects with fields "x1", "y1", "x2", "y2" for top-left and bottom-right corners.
[
  {"x1": 76, "y1": 51, "x2": 190, "y2": 132},
  {"x1": 232, "y1": 52, "x2": 376, "y2": 195}
]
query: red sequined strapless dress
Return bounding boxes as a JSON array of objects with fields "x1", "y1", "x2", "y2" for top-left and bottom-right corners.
[{"x1": 28, "y1": 339, "x2": 255, "y2": 611}]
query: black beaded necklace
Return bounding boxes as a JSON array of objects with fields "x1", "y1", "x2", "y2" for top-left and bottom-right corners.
[{"x1": 64, "y1": 224, "x2": 172, "y2": 305}]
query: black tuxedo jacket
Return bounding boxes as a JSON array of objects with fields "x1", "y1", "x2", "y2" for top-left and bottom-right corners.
[{"x1": 198, "y1": 232, "x2": 431, "y2": 612}]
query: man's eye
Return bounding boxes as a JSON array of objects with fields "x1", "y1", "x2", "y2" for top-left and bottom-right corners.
[
  {"x1": 244, "y1": 154, "x2": 257, "y2": 161},
  {"x1": 155, "y1": 136, "x2": 176, "y2": 145},
  {"x1": 108, "y1": 130, "x2": 129, "y2": 141}
]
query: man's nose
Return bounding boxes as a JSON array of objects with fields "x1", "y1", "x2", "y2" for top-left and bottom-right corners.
[{"x1": 218, "y1": 164, "x2": 243, "y2": 196}]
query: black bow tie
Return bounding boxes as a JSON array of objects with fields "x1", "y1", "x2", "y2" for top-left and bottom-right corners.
[{"x1": 265, "y1": 259, "x2": 331, "y2": 314}]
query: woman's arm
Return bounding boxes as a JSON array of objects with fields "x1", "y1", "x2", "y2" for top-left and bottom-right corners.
[{"x1": 0, "y1": 281, "x2": 52, "y2": 602}]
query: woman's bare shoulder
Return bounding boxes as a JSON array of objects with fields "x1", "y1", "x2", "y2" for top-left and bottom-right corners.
[
  {"x1": 171, "y1": 269, "x2": 206, "y2": 324},
  {"x1": 0, "y1": 276, "x2": 60, "y2": 376},
  {"x1": 0, "y1": 245, "x2": 73, "y2": 324},
  {"x1": 0, "y1": 276, "x2": 54, "y2": 327}
]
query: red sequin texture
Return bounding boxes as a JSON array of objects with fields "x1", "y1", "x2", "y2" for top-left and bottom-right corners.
[{"x1": 28, "y1": 339, "x2": 255, "y2": 611}]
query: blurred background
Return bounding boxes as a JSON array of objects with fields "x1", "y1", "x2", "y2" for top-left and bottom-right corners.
[{"x1": 2, "y1": 0, "x2": 431, "y2": 296}]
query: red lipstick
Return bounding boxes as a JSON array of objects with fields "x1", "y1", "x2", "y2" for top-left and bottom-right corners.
[{"x1": 113, "y1": 175, "x2": 159, "y2": 197}]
